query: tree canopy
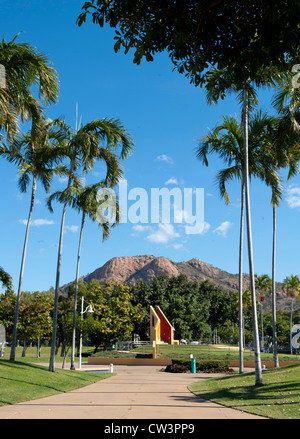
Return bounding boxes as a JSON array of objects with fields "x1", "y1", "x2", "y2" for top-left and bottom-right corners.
[{"x1": 77, "y1": 0, "x2": 300, "y2": 86}]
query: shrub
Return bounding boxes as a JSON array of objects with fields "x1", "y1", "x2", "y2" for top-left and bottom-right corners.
[
  {"x1": 165, "y1": 359, "x2": 232, "y2": 373},
  {"x1": 197, "y1": 360, "x2": 231, "y2": 373}
]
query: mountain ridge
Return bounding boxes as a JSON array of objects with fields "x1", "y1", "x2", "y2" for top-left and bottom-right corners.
[{"x1": 61, "y1": 255, "x2": 295, "y2": 311}]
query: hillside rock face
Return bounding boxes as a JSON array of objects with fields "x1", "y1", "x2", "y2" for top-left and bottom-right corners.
[
  {"x1": 81, "y1": 254, "x2": 245, "y2": 291},
  {"x1": 83, "y1": 255, "x2": 180, "y2": 285}
]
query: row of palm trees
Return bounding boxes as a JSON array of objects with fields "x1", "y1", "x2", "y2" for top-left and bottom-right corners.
[
  {"x1": 196, "y1": 68, "x2": 300, "y2": 380},
  {"x1": 1, "y1": 34, "x2": 299, "y2": 384},
  {"x1": 0, "y1": 35, "x2": 134, "y2": 372}
]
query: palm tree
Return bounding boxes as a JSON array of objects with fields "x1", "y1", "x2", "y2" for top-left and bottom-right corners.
[
  {"x1": 0, "y1": 119, "x2": 68, "y2": 361},
  {"x1": 253, "y1": 110, "x2": 300, "y2": 367},
  {"x1": 47, "y1": 178, "x2": 120, "y2": 370},
  {"x1": 0, "y1": 33, "x2": 59, "y2": 142},
  {"x1": 197, "y1": 113, "x2": 280, "y2": 374},
  {"x1": 48, "y1": 117, "x2": 134, "y2": 372},
  {"x1": 255, "y1": 274, "x2": 272, "y2": 352},
  {"x1": 282, "y1": 275, "x2": 300, "y2": 354},
  {"x1": 203, "y1": 66, "x2": 279, "y2": 386}
]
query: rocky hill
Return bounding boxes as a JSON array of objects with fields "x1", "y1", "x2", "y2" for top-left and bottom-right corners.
[{"x1": 62, "y1": 255, "x2": 294, "y2": 311}]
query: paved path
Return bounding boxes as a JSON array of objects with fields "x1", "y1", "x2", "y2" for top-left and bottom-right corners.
[{"x1": 0, "y1": 364, "x2": 265, "y2": 419}]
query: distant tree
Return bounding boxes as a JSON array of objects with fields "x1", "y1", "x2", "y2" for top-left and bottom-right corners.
[
  {"x1": 18, "y1": 291, "x2": 53, "y2": 357},
  {"x1": 85, "y1": 281, "x2": 143, "y2": 351},
  {"x1": 0, "y1": 290, "x2": 16, "y2": 339},
  {"x1": 0, "y1": 266, "x2": 13, "y2": 291},
  {"x1": 282, "y1": 275, "x2": 300, "y2": 354},
  {"x1": 255, "y1": 274, "x2": 272, "y2": 353}
]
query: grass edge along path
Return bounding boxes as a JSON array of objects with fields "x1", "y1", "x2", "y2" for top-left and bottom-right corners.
[
  {"x1": 189, "y1": 364, "x2": 300, "y2": 419},
  {"x1": 0, "y1": 360, "x2": 114, "y2": 407}
]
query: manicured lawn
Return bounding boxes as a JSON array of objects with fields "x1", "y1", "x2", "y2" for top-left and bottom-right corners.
[
  {"x1": 0, "y1": 359, "x2": 113, "y2": 407},
  {"x1": 189, "y1": 364, "x2": 300, "y2": 419},
  {"x1": 154, "y1": 343, "x2": 300, "y2": 363}
]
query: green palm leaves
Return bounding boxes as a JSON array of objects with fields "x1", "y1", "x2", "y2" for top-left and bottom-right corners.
[
  {"x1": 197, "y1": 114, "x2": 282, "y2": 205},
  {"x1": 0, "y1": 33, "x2": 59, "y2": 142},
  {"x1": 48, "y1": 116, "x2": 134, "y2": 372},
  {"x1": 1, "y1": 120, "x2": 69, "y2": 362}
]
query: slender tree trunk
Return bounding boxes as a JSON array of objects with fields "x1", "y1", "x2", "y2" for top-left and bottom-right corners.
[
  {"x1": 70, "y1": 211, "x2": 85, "y2": 370},
  {"x1": 260, "y1": 302, "x2": 264, "y2": 351},
  {"x1": 10, "y1": 176, "x2": 37, "y2": 361},
  {"x1": 36, "y1": 338, "x2": 41, "y2": 358},
  {"x1": 49, "y1": 154, "x2": 76, "y2": 372},
  {"x1": 290, "y1": 298, "x2": 294, "y2": 355},
  {"x1": 22, "y1": 341, "x2": 26, "y2": 357},
  {"x1": 238, "y1": 178, "x2": 245, "y2": 373},
  {"x1": 272, "y1": 205, "x2": 279, "y2": 367},
  {"x1": 243, "y1": 86, "x2": 263, "y2": 386}
]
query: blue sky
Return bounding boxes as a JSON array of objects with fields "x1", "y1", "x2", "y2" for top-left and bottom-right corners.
[{"x1": 0, "y1": 0, "x2": 300, "y2": 292}]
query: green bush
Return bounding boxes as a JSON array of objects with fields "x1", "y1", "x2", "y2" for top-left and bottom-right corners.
[
  {"x1": 165, "y1": 358, "x2": 232, "y2": 373},
  {"x1": 197, "y1": 360, "x2": 231, "y2": 373}
]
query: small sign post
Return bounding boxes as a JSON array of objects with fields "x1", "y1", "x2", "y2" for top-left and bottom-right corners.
[{"x1": 0, "y1": 324, "x2": 6, "y2": 358}]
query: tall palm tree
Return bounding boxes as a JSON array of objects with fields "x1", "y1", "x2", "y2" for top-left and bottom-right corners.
[
  {"x1": 203, "y1": 66, "x2": 279, "y2": 386},
  {"x1": 0, "y1": 33, "x2": 59, "y2": 143},
  {"x1": 197, "y1": 113, "x2": 280, "y2": 374},
  {"x1": 255, "y1": 274, "x2": 272, "y2": 352},
  {"x1": 47, "y1": 178, "x2": 120, "y2": 370},
  {"x1": 282, "y1": 275, "x2": 300, "y2": 354},
  {"x1": 0, "y1": 119, "x2": 68, "y2": 360},
  {"x1": 48, "y1": 117, "x2": 134, "y2": 372},
  {"x1": 253, "y1": 110, "x2": 300, "y2": 367}
]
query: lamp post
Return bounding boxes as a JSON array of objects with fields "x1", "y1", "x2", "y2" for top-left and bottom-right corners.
[{"x1": 78, "y1": 296, "x2": 94, "y2": 369}]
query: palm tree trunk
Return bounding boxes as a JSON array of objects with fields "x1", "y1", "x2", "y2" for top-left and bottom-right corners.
[
  {"x1": 49, "y1": 154, "x2": 76, "y2": 372},
  {"x1": 238, "y1": 178, "x2": 245, "y2": 373},
  {"x1": 260, "y1": 302, "x2": 264, "y2": 351},
  {"x1": 290, "y1": 297, "x2": 294, "y2": 355},
  {"x1": 243, "y1": 85, "x2": 263, "y2": 386},
  {"x1": 10, "y1": 175, "x2": 37, "y2": 361},
  {"x1": 70, "y1": 211, "x2": 85, "y2": 370},
  {"x1": 272, "y1": 204, "x2": 279, "y2": 367}
]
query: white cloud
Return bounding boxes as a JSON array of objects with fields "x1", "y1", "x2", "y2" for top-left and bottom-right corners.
[
  {"x1": 58, "y1": 176, "x2": 68, "y2": 183},
  {"x1": 65, "y1": 225, "x2": 79, "y2": 233},
  {"x1": 286, "y1": 186, "x2": 300, "y2": 209},
  {"x1": 132, "y1": 224, "x2": 152, "y2": 232},
  {"x1": 156, "y1": 154, "x2": 174, "y2": 164},
  {"x1": 165, "y1": 177, "x2": 178, "y2": 185},
  {"x1": 146, "y1": 223, "x2": 179, "y2": 244},
  {"x1": 213, "y1": 221, "x2": 232, "y2": 237},
  {"x1": 173, "y1": 243, "x2": 183, "y2": 250},
  {"x1": 185, "y1": 221, "x2": 211, "y2": 235},
  {"x1": 19, "y1": 219, "x2": 55, "y2": 226}
]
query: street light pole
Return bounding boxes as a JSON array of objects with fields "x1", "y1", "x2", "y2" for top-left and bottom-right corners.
[{"x1": 78, "y1": 296, "x2": 94, "y2": 369}]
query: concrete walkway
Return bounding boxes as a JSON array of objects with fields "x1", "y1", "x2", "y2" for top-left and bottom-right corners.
[{"x1": 0, "y1": 364, "x2": 265, "y2": 419}]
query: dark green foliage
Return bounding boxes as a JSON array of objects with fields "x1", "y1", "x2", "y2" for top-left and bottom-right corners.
[
  {"x1": 77, "y1": 1, "x2": 300, "y2": 86},
  {"x1": 131, "y1": 275, "x2": 238, "y2": 341},
  {"x1": 166, "y1": 359, "x2": 231, "y2": 373}
]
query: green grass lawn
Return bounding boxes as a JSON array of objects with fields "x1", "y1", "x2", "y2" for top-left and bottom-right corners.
[
  {"x1": 189, "y1": 364, "x2": 300, "y2": 419},
  {"x1": 1, "y1": 344, "x2": 299, "y2": 418},
  {"x1": 0, "y1": 357, "x2": 113, "y2": 407}
]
